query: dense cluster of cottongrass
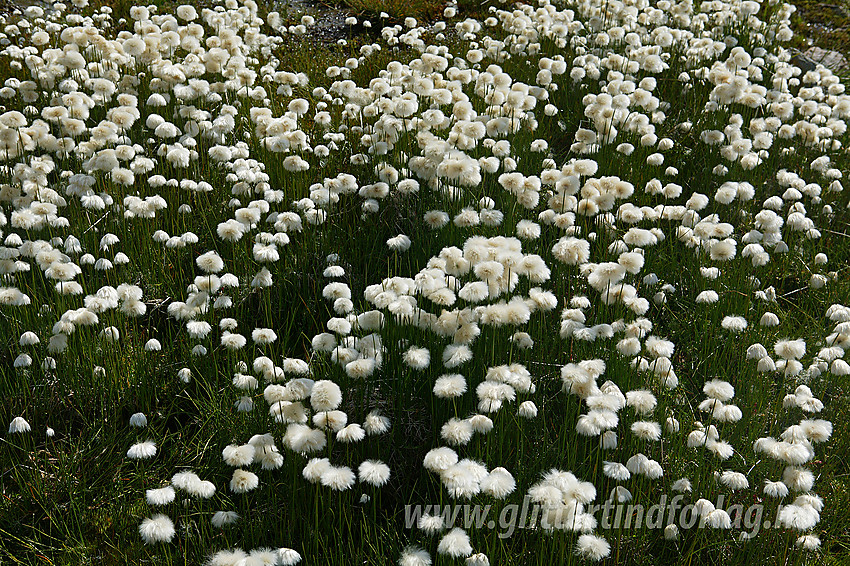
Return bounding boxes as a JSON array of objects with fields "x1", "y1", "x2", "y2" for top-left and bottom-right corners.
[{"x1": 1, "y1": 0, "x2": 848, "y2": 563}]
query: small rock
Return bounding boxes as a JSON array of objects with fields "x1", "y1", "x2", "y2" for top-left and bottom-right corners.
[
  {"x1": 804, "y1": 45, "x2": 849, "y2": 72},
  {"x1": 790, "y1": 49, "x2": 818, "y2": 72}
]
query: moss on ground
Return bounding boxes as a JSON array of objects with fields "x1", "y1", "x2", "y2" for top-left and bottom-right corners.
[{"x1": 789, "y1": 0, "x2": 850, "y2": 57}]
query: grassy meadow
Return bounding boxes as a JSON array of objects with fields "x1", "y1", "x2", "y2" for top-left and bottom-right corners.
[{"x1": 0, "y1": 0, "x2": 850, "y2": 564}]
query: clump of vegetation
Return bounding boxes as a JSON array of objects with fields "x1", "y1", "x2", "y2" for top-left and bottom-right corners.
[{"x1": 789, "y1": 0, "x2": 850, "y2": 59}]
